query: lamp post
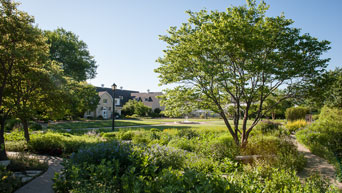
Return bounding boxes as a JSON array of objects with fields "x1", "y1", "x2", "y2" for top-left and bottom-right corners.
[{"x1": 111, "y1": 83, "x2": 117, "y2": 131}]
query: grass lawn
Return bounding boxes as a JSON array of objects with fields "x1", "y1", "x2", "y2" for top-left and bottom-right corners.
[
  {"x1": 47, "y1": 119, "x2": 161, "y2": 130},
  {"x1": 47, "y1": 118, "x2": 285, "y2": 131}
]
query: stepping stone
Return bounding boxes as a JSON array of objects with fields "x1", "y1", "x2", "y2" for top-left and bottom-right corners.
[
  {"x1": 26, "y1": 170, "x2": 42, "y2": 175},
  {"x1": 13, "y1": 172, "x2": 26, "y2": 178},
  {"x1": 0, "y1": 160, "x2": 11, "y2": 167},
  {"x1": 21, "y1": 176, "x2": 33, "y2": 183}
]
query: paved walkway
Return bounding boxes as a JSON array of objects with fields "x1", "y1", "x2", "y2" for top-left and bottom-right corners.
[
  {"x1": 7, "y1": 152, "x2": 63, "y2": 193},
  {"x1": 291, "y1": 135, "x2": 342, "y2": 189}
]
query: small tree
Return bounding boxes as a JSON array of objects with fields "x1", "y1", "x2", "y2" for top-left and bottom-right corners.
[
  {"x1": 122, "y1": 100, "x2": 151, "y2": 117},
  {"x1": 158, "y1": 87, "x2": 196, "y2": 118},
  {"x1": 155, "y1": 0, "x2": 330, "y2": 147}
]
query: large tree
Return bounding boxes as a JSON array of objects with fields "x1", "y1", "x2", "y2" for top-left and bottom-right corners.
[
  {"x1": 155, "y1": 0, "x2": 330, "y2": 147},
  {"x1": 4, "y1": 60, "x2": 64, "y2": 142},
  {"x1": 0, "y1": 0, "x2": 52, "y2": 159},
  {"x1": 45, "y1": 28, "x2": 97, "y2": 81},
  {"x1": 63, "y1": 80, "x2": 100, "y2": 119}
]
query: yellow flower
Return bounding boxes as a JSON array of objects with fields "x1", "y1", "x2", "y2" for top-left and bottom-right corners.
[{"x1": 2, "y1": 175, "x2": 8, "y2": 181}]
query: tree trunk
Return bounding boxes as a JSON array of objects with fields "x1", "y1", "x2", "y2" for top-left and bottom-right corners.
[
  {"x1": 22, "y1": 119, "x2": 30, "y2": 142},
  {"x1": 272, "y1": 112, "x2": 275, "y2": 120},
  {"x1": 0, "y1": 117, "x2": 8, "y2": 160}
]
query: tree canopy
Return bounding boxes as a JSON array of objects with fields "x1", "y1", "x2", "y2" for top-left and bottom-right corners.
[
  {"x1": 0, "y1": 0, "x2": 56, "y2": 159},
  {"x1": 45, "y1": 28, "x2": 97, "y2": 81},
  {"x1": 155, "y1": 0, "x2": 330, "y2": 147}
]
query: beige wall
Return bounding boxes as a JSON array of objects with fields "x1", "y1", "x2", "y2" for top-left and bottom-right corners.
[
  {"x1": 131, "y1": 92, "x2": 164, "y2": 111},
  {"x1": 84, "y1": 91, "x2": 122, "y2": 119}
]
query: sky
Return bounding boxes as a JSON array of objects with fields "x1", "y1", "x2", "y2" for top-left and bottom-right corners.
[{"x1": 18, "y1": 0, "x2": 342, "y2": 92}]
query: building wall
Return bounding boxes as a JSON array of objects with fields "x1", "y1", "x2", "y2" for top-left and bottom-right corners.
[
  {"x1": 84, "y1": 91, "x2": 122, "y2": 119},
  {"x1": 131, "y1": 92, "x2": 164, "y2": 111}
]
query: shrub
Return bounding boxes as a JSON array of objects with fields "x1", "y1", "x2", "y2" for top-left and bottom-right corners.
[
  {"x1": 285, "y1": 119, "x2": 307, "y2": 133},
  {"x1": 28, "y1": 132, "x2": 99, "y2": 156},
  {"x1": 296, "y1": 106, "x2": 342, "y2": 180},
  {"x1": 4, "y1": 118, "x2": 21, "y2": 132},
  {"x1": 242, "y1": 136, "x2": 306, "y2": 171},
  {"x1": 132, "y1": 132, "x2": 151, "y2": 144},
  {"x1": 0, "y1": 166, "x2": 21, "y2": 193},
  {"x1": 145, "y1": 145, "x2": 186, "y2": 171},
  {"x1": 101, "y1": 132, "x2": 116, "y2": 140},
  {"x1": 119, "y1": 131, "x2": 135, "y2": 140},
  {"x1": 285, "y1": 107, "x2": 309, "y2": 121},
  {"x1": 177, "y1": 129, "x2": 200, "y2": 140},
  {"x1": 168, "y1": 138, "x2": 195, "y2": 152},
  {"x1": 207, "y1": 135, "x2": 239, "y2": 160},
  {"x1": 29, "y1": 122, "x2": 43, "y2": 131},
  {"x1": 256, "y1": 120, "x2": 281, "y2": 134}
]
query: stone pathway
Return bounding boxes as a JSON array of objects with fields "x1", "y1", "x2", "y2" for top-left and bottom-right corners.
[
  {"x1": 7, "y1": 152, "x2": 63, "y2": 193},
  {"x1": 291, "y1": 135, "x2": 342, "y2": 189}
]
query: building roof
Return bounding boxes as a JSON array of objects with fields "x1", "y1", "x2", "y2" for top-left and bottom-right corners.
[{"x1": 96, "y1": 87, "x2": 139, "y2": 107}]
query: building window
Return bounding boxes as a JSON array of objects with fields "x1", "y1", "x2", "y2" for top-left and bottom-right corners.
[
  {"x1": 115, "y1": 98, "x2": 120, "y2": 106},
  {"x1": 103, "y1": 99, "x2": 107, "y2": 103},
  {"x1": 119, "y1": 96, "x2": 123, "y2": 100},
  {"x1": 109, "y1": 107, "x2": 111, "y2": 111}
]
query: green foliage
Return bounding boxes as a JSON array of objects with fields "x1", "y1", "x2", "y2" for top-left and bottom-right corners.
[
  {"x1": 0, "y1": 0, "x2": 63, "y2": 159},
  {"x1": 29, "y1": 122, "x2": 43, "y2": 131},
  {"x1": 285, "y1": 107, "x2": 310, "y2": 121},
  {"x1": 242, "y1": 136, "x2": 306, "y2": 171},
  {"x1": 296, "y1": 106, "x2": 342, "y2": 180},
  {"x1": 63, "y1": 81, "x2": 100, "y2": 119},
  {"x1": 305, "y1": 67, "x2": 342, "y2": 108},
  {"x1": 122, "y1": 100, "x2": 152, "y2": 117},
  {"x1": 158, "y1": 87, "x2": 197, "y2": 118},
  {"x1": 45, "y1": 28, "x2": 97, "y2": 81},
  {"x1": 28, "y1": 132, "x2": 99, "y2": 156},
  {"x1": 4, "y1": 130, "x2": 26, "y2": 141},
  {"x1": 53, "y1": 138, "x2": 337, "y2": 193},
  {"x1": 285, "y1": 119, "x2": 307, "y2": 133},
  {"x1": 4, "y1": 119, "x2": 21, "y2": 132},
  {"x1": 0, "y1": 166, "x2": 21, "y2": 193},
  {"x1": 155, "y1": 0, "x2": 330, "y2": 147},
  {"x1": 256, "y1": 120, "x2": 281, "y2": 134},
  {"x1": 7, "y1": 153, "x2": 48, "y2": 172}
]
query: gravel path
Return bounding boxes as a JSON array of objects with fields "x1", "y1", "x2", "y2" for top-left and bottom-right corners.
[
  {"x1": 291, "y1": 135, "x2": 342, "y2": 189},
  {"x1": 7, "y1": 152, "x2": 63, "y2": 193}
]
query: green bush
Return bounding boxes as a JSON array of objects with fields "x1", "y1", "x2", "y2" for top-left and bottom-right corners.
[
  {"x1": 0, "y1": 166, "x2": 21, "y2": 193},
  {"x1": 285, "y1": 107, "x2": 309, "y2": 121},
  {"x1": 256, "y1": 120, "x2": 281, "y2": 134},
  {"x1": 28, "y1": 132, "x2": 99, "y2": 156},
  {"x1": 177, "y1": 129, "x2": 200, "y2": 140},
  {"x1": 4, "y1": 118, "x2": 21, "y2": 132},
  {"x1": 101, "y1": 132, "x2": 116, "y2": 140},
  {"x1": 53, "y1": 140, "x2": 338, "y2": 193},
  {"x1": 296, "y1": 106, "x2": 342, "y2": 181},
  {"x1": 168, "y1": 138, "x2": 195, "y2": 152},
  {"x1": 242, "y1": 136, "x2": 306, "y2": 171},
  {"x1": 119, "y1": 131, "x2": 135, "y2": 140},
  {"x1": 29, "y1": 122, "x2": 43, "y2": 131},
  {"x1": 207, "y1": 135, "x2": 239, "y2": 160},
  {"x1": 285, "y1": 119, "x2": 307, "y2": 133}
]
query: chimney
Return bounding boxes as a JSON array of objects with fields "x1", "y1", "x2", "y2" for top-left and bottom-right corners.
[
  {"x1": 147, "y1": 89, "x2": 150, "y2": 93},
  {"x1": 120, "y1": 86, "x2": 123, "y2": 90},
  {"x1": 101, "y1": 84, "x2": 104, "y2": 88}
]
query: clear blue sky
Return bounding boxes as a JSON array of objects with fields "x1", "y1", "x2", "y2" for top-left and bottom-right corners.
[{"x1": 18, "y1": 0, "x2": 341, "y2": 92}]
